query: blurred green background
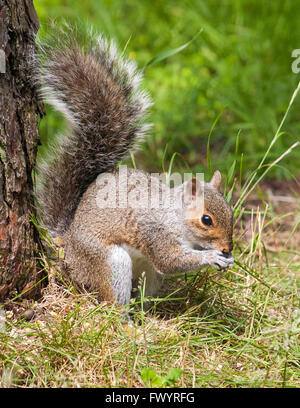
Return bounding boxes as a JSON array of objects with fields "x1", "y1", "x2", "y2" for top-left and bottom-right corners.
[{"x1": 33, "y1": 0, "x2": 300, "y2": 180}]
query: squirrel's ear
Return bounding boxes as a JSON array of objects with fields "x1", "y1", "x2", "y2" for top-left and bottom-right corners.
[{"x1": 209, "y1": 170, "x2": 222, "y2": 190}]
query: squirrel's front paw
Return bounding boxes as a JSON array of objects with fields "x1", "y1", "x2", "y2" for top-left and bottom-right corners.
[{"x1": 206, "y1": 250, "x2": 234, "y2": 270}]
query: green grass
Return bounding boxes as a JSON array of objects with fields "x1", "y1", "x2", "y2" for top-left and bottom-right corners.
[{"x1": 0, "y1": 228, "x2": 299, "y2": 387}]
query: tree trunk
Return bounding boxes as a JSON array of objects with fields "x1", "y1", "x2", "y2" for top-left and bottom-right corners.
[{"x1": 0, "y1": 0, "x2": 44, "y2": 300}]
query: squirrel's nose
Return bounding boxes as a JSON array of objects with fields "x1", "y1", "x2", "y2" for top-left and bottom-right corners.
[
  {"x1": 222, "y1": 249, "x2": 232, "y2": 258},
  {"x1": 221, "y1": 242, "x2": 233, "y2": 255}
]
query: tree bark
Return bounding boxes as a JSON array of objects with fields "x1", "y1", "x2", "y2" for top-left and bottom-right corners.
[{"x1": 0, "y1": 0, "x2": 44, "y2": 300}]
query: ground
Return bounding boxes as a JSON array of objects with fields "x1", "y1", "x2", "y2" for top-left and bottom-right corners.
[{"x1": 0, "y1": 180, "x2": 299, "y2": 388}]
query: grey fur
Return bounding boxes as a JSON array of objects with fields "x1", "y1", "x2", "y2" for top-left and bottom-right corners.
[
  {"x1": 34, "y1": 28, "x2": 234, "y2": 307},
  {"x1": 35, "y1": 27, "x2": 152, "y2": 236},
  {"x1": 63, "y1": 169, "x2": 233, "y2": 305}
]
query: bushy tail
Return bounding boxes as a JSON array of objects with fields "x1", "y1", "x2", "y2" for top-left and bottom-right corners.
[{"x1": 35, "y1": 26, "x2": 152, "y2": 237}]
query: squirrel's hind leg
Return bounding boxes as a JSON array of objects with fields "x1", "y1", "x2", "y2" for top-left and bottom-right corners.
[{"x1": 64, "y1": 235, "x2": 133, "y2": 306}]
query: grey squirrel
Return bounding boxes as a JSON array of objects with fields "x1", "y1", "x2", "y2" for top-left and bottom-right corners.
[{"x1": 36, "y1": 27, "x2": 234, "y2": 306}]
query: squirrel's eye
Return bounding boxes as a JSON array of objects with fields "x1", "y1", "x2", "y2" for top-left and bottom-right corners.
[{"x1": 201, "y1": 214, "x2": 213, "y2": 226}]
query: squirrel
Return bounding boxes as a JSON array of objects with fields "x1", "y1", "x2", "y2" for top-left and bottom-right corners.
[{"x1": 35, "y1": 27, "x2": 234, "y2": 307}]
